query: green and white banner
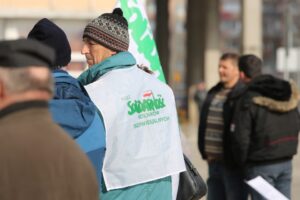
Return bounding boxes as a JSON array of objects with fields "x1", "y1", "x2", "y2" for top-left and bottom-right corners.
[{"x1": 117, "y1": 0, "x2": 165, "y2": 82}]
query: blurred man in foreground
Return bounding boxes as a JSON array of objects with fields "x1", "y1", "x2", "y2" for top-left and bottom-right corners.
[{"x1": 0, "y1": 39, "x2": 98, "y2": 200}]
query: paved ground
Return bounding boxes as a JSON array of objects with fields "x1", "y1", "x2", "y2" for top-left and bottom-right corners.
[{"x1": 180, "y1": 122, "x2": 300, "y2": 200}]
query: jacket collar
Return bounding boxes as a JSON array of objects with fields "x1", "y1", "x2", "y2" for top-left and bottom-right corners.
[
  {"x1": 210, "y1": 79, "x2": 246, "y2": 100},
  {"x1": 78, "y1": 51, "x2": 136, "y2": 86},
  {"x1": 0, "y1": 101, "x2": 48, "y2": 119},
  {"x1": 53, "y1": 69, "x2": 68, "y2": 74}
]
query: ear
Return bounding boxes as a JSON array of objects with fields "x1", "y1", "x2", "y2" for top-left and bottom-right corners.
[
  {"x1": 110, "y1": 50, "x2": 117, "y2": 56},
  {"x1": 0, "y1": 80, "x2": 4, "y2": 99},
  {"x1": 240, "y1": 72, "x2": 246, "y2": 80},
  {"x1": 0, "y1": 80, "x2": 8, "y2": 110}
]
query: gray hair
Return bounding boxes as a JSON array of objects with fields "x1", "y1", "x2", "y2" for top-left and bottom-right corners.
[{"x1": 0, "y1": 66, "x2": 54, "y2": 95}]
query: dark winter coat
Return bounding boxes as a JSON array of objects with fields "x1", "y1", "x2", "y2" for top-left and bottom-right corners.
[
  {"x1": 198, "y1": 80, "x2": 246, "y2": 168},
  {"x1": 230, "y1": 75, "x2": 300, "y2": 167},
  {"x1": 0, "y1": 101, "x2": 98, "y2": 200}
]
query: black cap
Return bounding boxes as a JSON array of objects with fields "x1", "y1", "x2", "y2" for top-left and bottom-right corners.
[
  {"x1": 0, "y1": 39, "x2": 55, "y2": 68},
  {"x1": 28, "y1": 18, "x2": 71, "y2": 67}
]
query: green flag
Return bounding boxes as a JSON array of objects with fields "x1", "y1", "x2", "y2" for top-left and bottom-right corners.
[{"x1": 117, "y1": 0, "x2": 165, "y2": 82}]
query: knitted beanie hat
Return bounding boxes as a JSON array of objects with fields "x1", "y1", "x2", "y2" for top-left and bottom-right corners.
[
  {"x1": 28, "y1": 18, "x2": 71, "y2": 68},
  {"x1": 83, "y1": 8, "x2": 129, "y2": 52}
]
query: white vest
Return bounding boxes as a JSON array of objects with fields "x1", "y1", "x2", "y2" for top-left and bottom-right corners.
[{"x1": 85, "y1": 66, "x2": 185, "y2": 190}]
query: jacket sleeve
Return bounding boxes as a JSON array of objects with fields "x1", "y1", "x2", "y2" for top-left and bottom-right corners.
[{"x1": 230, "y1": 98, "x2": 254, "y2": 166}]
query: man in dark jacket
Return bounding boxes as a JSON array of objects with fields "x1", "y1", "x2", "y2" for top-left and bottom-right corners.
[
  {"x1": 0, "y1": 39, "x2": 98, "y2": 200},
  {"x1": 198, "y1": 53, "x2": 247, "y2": 200},
  {"x1": 27, "y1": 18, "x2": 106, "y2": 187},
  {"x1": 230, "y1": 54, "x2": 300, "y2": 199}
]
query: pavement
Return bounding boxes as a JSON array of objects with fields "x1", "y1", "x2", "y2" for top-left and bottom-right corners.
[{"x1": 180, "y1": 121, "x2": 300, "y2": 200}]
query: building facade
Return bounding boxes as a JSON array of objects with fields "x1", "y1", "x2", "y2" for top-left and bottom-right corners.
[{"x1": 0, "y1": 0, "x2": 116, "y2": 75}]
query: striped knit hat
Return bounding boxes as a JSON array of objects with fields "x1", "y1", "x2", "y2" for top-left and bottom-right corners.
[{"x1": 83, "y1": 8, "x2": 129, "y2": 52}]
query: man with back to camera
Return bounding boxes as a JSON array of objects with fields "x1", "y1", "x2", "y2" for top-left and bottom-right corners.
[
  {"x1": 27, "y1": 18, "x2": 106, "y2": 187},
  {"x1": 230, "y1": 54, "x2": 300, "y2": 199},
  {"x1": 78, "y1": 7, "x2": 186, "y2": 200},
  {"x1": 0, "y1": 38, "x2": 98, "y2": 200},
  {"x1": 198, "y1": 53, "x2": 248, "y2": 200}
]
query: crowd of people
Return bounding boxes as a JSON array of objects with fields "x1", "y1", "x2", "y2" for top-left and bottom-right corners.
[
  {"x1": 0, "y1": 6, "x2": 299, "y2": 200},
  {"x1": 0, "y1": 8, "x2": 185, "y2": 200}
]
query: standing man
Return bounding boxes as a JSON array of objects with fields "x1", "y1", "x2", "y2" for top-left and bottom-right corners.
[
  {"x1": 78, "y1": 8, "x2": 185, "y2": 200},
  {"x1": 198, "y1": 53, "x2": 247, "y2": 200},
  {"x1": 230, "y1": 54, "x2": 300, "y2": 199},
  {"x1": 27, "y1": 18, "x2": 106, "y2": 186},
  {"x1": 0, "y1": 39, "x2": 98, "y2": 200},
  {"x1": 194, "y1": 81, "x2": 207, "y2": 112}
]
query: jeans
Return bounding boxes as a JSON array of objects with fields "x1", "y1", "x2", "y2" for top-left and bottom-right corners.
[
  {"x1": 207, "y1": 161, "x2": 248, "y2": 200},
  {"x1": 246, "y1": 160, "x2": 292, "y2": 200}
]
